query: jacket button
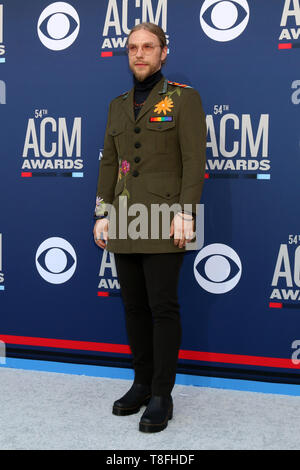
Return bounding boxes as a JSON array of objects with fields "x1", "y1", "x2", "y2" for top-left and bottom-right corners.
[
  {"x1": 134, "y1": 127, "x2": 141, "y2": 133},
  {"x1": 132, "y1": 170, "x2": 139, "y2": 177},
  {"x1": 166, "y1": 193, "x2": 171, "y2": 197},
  {"x1": 134, "y1": 142, "x2": 141, "y2": 149},
  {"x1": 134, "y1": 157, "x2": 141, "y2": 163}
]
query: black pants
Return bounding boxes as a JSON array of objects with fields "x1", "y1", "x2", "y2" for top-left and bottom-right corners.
[{"x1": 114, "y1": 252, "x2": 185, "y2": 397}]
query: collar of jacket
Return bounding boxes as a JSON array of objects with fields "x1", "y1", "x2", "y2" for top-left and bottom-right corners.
[{"x1": 121, "y1": 77, "x2": 168, "y2": 123}]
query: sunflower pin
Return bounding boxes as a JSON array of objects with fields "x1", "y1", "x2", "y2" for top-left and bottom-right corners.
[{"x1": 154, "y1": 96, "x2": 174, "y2": 116}]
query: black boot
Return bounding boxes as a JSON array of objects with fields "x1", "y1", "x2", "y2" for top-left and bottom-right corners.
[
  {"x1": 139, "y1": 395, "x2": 173, "y2": 432},
  {"x1": 112, "y1": 383, "x2": 151, "y2": 416}
]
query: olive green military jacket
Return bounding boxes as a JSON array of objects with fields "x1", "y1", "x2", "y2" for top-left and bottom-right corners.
[{"x1": 95, "y1": 76, "x2": 206, "y2": 254}]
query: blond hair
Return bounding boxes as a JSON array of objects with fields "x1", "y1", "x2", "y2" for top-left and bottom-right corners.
[{"x1": 127, "y1": 22, "x2": 167, "y2": 65}]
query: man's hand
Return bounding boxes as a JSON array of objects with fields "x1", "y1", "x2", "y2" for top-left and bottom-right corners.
[
  {"x1": 169, "y1": 212, "x2": 195, "y2": 248},
  {"x1": 93, "y1": 218, "x2": 109, "y2": 249}
]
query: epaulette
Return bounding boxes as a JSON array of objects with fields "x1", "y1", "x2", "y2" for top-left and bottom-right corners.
[
  {"x1": 116, "y1": 91, "x2": 129, "y2": 100},
  {"x1": 167, "y1": 80, "x2": 192, "y2": 89}
]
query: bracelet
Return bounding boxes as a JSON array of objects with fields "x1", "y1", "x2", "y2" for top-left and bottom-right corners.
[
  {"x1": 177, "y1": 212, "x2": 194, "y2": 221},
  {"x1": 94, "y1": 214, "x2": 108, "y2": 221}
]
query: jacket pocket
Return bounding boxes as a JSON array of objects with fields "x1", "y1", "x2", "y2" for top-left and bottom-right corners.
[
  {"x1": 146, "y1": 120, "x2": 176, "y2": 154},
  {"x1": 108, "y1": 125, "x2": 126, "y2": 155},
  {"x1": 146, "y1": 174, "x2": 181, "y2": 200}
]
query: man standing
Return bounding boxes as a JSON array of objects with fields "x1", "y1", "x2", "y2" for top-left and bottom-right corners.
[{"x1": 94, "y1": 23, "x2": 206, "y2": 433}]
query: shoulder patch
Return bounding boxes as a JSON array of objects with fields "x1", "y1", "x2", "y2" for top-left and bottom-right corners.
[
  {"x1": 167, "y1": 80, "x2": 192, "y2": 89},
  {"x1": 115, "y1": 91, "x2": 129, "y2": 100}
]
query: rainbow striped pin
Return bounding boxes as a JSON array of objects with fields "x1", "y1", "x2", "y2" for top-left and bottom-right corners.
[{"x1": 149, "y1": 116, "x2": 173, "y2": 122}]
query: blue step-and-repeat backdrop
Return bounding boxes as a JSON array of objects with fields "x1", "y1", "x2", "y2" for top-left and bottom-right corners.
[{"x1": 1, "y1": 0, "x2": 300, "y2": 383}]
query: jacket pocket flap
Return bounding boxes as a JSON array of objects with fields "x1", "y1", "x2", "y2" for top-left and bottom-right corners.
[
  {"x1": 109, "y1": 126, "x2": 125, "y2": 137},
  {"x1": 146, "y1": 120, "x2": 176, "y2": 132},
  {"x1": 147, "y1": 176, "x2": 181, "y2": 199}
]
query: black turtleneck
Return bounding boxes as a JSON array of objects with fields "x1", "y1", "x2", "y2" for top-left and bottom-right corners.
[{"x1": 133, "y1": 69, "x2": 163, "y2": 119}]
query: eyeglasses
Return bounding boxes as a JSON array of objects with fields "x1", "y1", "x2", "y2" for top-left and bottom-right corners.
[{"x1": 126, "y1": 43, "x2": 162, "y2": 56}]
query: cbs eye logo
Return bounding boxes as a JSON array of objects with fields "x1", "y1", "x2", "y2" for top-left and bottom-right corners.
[
  {"x1": 200, "y1": 0, "x2": 249, "y2": 42},
  {"x1": 37, "y1": 2, "x2": 80, "y2": 51},
  {"x1": 193, "y1": 243, "x2": 242, "y2": 294},
  {"x1": 35, "y1": 237, "x2": 77, "y2": 284}
]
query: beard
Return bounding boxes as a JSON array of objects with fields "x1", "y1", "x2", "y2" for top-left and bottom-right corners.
[
  {"x1": 130, "y1": 61, "x2": 159, "y2": 82},
  {"x1": 133, "y1": 69, "x2": 148, "y2": 81}
]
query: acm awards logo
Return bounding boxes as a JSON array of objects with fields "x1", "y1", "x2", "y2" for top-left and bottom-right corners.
[
  {"x1": 0, "y1": 234, "x2": 5, "y2": 290},
  {"x1": 279, "y1": 0, "x2": 300, "y2": 49},
  {"x1": 206, "y1": 106, "x2": 270, "y2": 177},
  {"x1": 101, "y1": 0, "x2": 168, "y2": 57},
  {"x1": 0, "y1": 4, "x2": 5, "y2": 62},
  {"x1": 21, "y1": 110, "x2": 83, "y2": 177},
  {"x1": 200, "y1": 0, "x2": 249, "y2": 42},
  {"x1": 270, "y1": 235, "x2": 300, "y2": 307}
]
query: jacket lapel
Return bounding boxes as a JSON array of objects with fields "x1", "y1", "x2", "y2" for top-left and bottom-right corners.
[
  {"x1": 135, "y1": 77, "x2": 167, "y2": 123},
  {"x1": 121, "y1": 87, "x2": 135, "y2": 123}
]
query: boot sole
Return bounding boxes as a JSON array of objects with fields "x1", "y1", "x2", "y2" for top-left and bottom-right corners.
[
  {"x1": 112, "y1": 396, "x2": 151, "y2": 416},
  {"x1": 139, "y1": 406, "x2": 173, "y2": 433}
]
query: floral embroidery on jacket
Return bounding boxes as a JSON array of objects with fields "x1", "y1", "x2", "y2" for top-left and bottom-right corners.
[
  {"x1": 154, "y1": 96, "x2": 174, "y2": 115},
  {"x1": 153, "y1": 84, "x2": 183, "y2": 116},
  {"x1": 118, "y1": 159, "x2": 130, "y2": 199},
  {"x1": 95, "y1": 196, "x2": 107, "y2": 217}
]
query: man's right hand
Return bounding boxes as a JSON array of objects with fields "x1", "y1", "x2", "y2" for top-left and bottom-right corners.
[{"x1": 93, "y1": 218, "x2": 109, "y2": 249}]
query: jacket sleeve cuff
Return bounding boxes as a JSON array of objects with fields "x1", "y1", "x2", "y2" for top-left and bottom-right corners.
[
  {"x1": 94, "y1": 196, "x2": 109, "y2": 218},
  {"x1": 180, "y1": 209, "x2": 196, "y2": 218}
]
